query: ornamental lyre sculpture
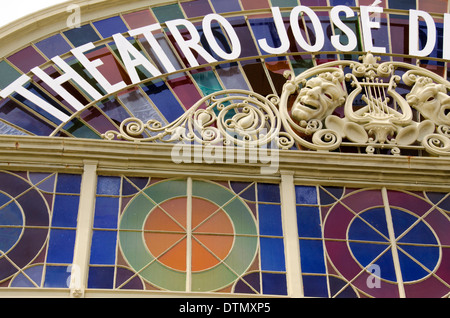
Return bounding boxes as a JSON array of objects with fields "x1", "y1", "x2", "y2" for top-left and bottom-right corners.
[{"x1": 103, "y1": 53, "x2": 450, "y2": 157}]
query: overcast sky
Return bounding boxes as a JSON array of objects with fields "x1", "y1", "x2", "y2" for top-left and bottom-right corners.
[{"x1": 0, "y1": 0, "x2": 71, "y2": 28}]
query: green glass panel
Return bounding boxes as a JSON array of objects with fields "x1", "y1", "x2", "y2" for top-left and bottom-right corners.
[
  {"x1": 224, "y1": 235, "x2": 258, "y2": 273},
  {"x1": 152, "y1": 4, "x2": 185, "y2": 22},
  {"x1": 119, "y1": 231, "x2": 154, "y2": 269},
  {"x1": 144, "y1": 179, "x2": 187, "y2": 203},
  {"x1": 223, "y1": 198, "x2": 257, "y2": 235},
  {"x1": 119, "y1": 194, "x2": 155, "y2": 230},
  {"x1": 192, "y1": 263, "x2": 238, "y2": 291},
  {"x1": 0, "y1": 61, "x2": 21, "y2": 89},
  {"x1": 141, "y1": 261, "x2": 186, "y2": 291},
  {"x1": 191, "y1": 71, "x2": 223, "y2": 96},
  {"x1": 192, "y1": 180, "x2": 234, "y2": 206},
  {"x1": 63, "y1": 119, "x2": 101, "y2": 139},
  {"x1": 270, "y1": 0, "x2": 298, "y2": 7}
]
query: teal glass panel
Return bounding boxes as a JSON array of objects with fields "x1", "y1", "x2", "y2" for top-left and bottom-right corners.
[
  {"x1": 191, "y1": 71, "x2": 223, "y2": 95},
  {"x1": 388, "y1": 0, "x2": 416, "y2": 10},
  {"x1": 152, "y1": 4, "x2": 185, "y2": 22},
  {"x1": 63, "y1": 118, "x2": 102, "y2": 139},
  {"x1": 0, "y1": 61, "x2": 22, "y2": 89},
  {"x1": 270, "y1": 0, "x2": 298, "y2": 7}
]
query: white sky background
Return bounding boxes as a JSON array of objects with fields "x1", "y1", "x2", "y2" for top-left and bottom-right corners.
[{"x1": 0, "y1": 0, "x2": 71, "y2": 28}]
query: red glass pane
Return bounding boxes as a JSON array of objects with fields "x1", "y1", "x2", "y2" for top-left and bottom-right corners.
[{"x1": 122, "y1": 10, "x2": 157, "y2": 29}]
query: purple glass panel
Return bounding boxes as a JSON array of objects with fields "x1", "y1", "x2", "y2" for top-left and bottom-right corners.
[
  {"x1": 80, "y1": 107, "x2": 118, "y2": 134},
  {"x1": 168, "y1": 75, "x2": 203, "y2": 110},
  {"x1": 7, "y1": 46, "x2": 47, "y2": 73},
  {"x1": 387, "y1": 191, "x2": 432, "y2": 217},
  {"x1": 341, "y1": 190, "x2": 384, "y2": 213},
  {"x1": 210, "y1": 0, "x2": 241, "y2": 13},
  {"x1": 181, "y1": 0, "x2": 213, "y2": 18},
  {"x1": 352, "y1": 270, "x2": 400, "y2": 298},
  {"x1": 325, "y1": 241, "x2": 363, "y2": 279},
  {"x1": 404, "y1": 275, "x2": 449, "y2": 298},
  {"x1": 424, "y1": 209, "x2": 450, "y2": 245},
  {"x1": 35, "y1": 34, "x2": 73, "y2": 59},
  {"x1": 323, "y1": 203, "x2": 355, "y2": 240}
]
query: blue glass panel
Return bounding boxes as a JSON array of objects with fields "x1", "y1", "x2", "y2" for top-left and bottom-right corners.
[
  {"x1": 348, "y1": 209, "x2": 389, "y2": 242},
  {"x1": 13, "y1": 83, "x2": 70, "y2": 124},
  {"x1": 97, "y1": 98, "x2": 131, "y2": 124},
  {"x1": 329, "y1": 276, "x2": 358, "y2": 298},
  {"x1": 88, "y1": 267, "x2": 115, "y2": 289},
  {"x1": 118, "y1": 89, "x2": 166, "y2": 124},
  {"x1": 10, "y1": 265, "x2": 43, "y2": 287},
  {"x1": 90, "y1": 230, "x2": 117, "y2": 265},
  {"x1": 93, "y1": 16, "x2": 129, "y2": 39},
  {"x1": 259, "y1": 204, "x2": 283, "y2": 236},
  {"x1": 348, "y1": 242, "x2": 389, "y2": 268},
  {"x1": 44, "y1": 266, "x2": 71, "y2": 288},
  {"x1": 329, "y1": 0, "x2": 356, "y2": 6},
  {"x1": 397, "y1": 220, "x2": 438, "y2": 245},
  {"x1": 398, "y1": 245, "x2": 440, "y2": 272},
  {"x1": 260, "y1": 237, "x2": 286, "y2": 271},
  {"x1": 52, "y1": 195, "x2": 79, "y2": 228},
  {"x1": 97, "y1": 176, "x2": 121, "y2": 195},
  {"x1": 47, "y1": 229, "x2": 76, "y2": 263},
  {"x1": 56, "y1": 174, "x2": 82, "y2": 194},
  {"x1": 257, "y1": 183, "x2": 280, "y2": 203},
  {"x1": 299, "y1": 239, "x2": 326, "y2": 274},
  {"x1": 297, "y1": 206, "x2": 322, "y2": 238},
  {"x1": 210, "y1": 0, "x2": 241, "y2": 13},
  {"x1": 388, "y1": 0, "x2": 416, "y2": 10},
  {"x1": 295, "y1": 186, "x2": 318, "y2": 205},
  {"x1": 319, "y1": 186, "x2": 344, "y2": 205},
  {"x1": 302, "y1": 275, "x2": 328, "y2": 297},
  {"x1": 35, "y1": 34, "x2": 73, "y2": 59},
  {"x1": 94, "y1": 197, "x2": 119, "y2": 229},
  {"x1": 0, "y1": 121, "x2": 28, "y2": 136},
  {"x1": 141, "y1": 80, "x2": 185, "y2": 122},
  {"x1": 63, "y1": 24, "x2": 101, "y2": 47},
  {"x1": 250, "y1": 18, "x2": 283, "y2": 56},
  {"x1": 262, "y1": 273, "x2": 287, "y2": 295},
  {"x1": 0, "y1": 99, "x2": 55, "y2": 136},
  {"x1": 398, "y1": 250, "x2": 430, "y2": 282}
]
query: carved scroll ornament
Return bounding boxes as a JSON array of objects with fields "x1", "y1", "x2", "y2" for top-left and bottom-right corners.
[{"x1": 103, "y1": 53, "x2": 450, "y2": 157}]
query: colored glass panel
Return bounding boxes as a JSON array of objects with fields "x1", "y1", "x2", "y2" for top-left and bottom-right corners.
[
  {"x1": 210, "y1": 0, "x2": 242, "y2": 13},
  {"x1": 152, "y1": 4, "x2": 185, "y2": 22},
  {"x1": 35, "y1": 34, "x2": 73, "y2": 59},
  {"x1": 63, "y1": 24, "x2": 101, "y2": 47},
  {"x1": 141, "y1": 80, "x2": 185, "y2": 122},
  {"x1": 7, "y1": 46, "x2": 47, "y2": 74},
  {"x1": 0, "y1": 61, "x2": 21, "y2": 90},
  {"x1": 181, "y1": 0, "x2": 214, "y2": 18},
  {"x1": 122, "y1": 10, "x2": 157, "y2": 29},
  {"x1": 93, "y1": 16, "x2": 129, "y2": 39},
  {"x1": 0, "y1": 171, "x2": 80, "y2": 288}
]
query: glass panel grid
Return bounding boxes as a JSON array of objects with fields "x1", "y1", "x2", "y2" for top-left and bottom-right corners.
[
  {"x1": 295, "y1": 185, "x2": 450, "y2": 298},
  {"x1": 0, "y1": 171, "x2": 81, "y2": 289},
  {"x1": 88, "y1": 176, "x2": 287, "y2": 296}
]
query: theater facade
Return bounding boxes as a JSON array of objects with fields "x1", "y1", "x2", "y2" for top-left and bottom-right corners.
[{"x1": 0, "y1": 0, "x2": 449, "y2": 298}]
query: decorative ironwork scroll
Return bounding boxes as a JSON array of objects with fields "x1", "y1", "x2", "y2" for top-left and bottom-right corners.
[{"x1": 102, "y1": 53, "x2": 450, "y2": 157}]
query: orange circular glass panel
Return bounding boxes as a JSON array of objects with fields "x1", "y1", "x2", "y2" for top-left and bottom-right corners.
[{"x1": 144, "y1": 197, "x2": 234, "y2": 272}]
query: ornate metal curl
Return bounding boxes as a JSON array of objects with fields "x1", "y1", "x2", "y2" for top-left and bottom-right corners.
[{"x1": 102, "y1": 53, "x2": 450, "y2": 157}]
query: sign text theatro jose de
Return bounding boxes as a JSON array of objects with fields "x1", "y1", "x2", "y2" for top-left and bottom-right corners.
[{"x1": 1, "y1": 5, "x2": 448, "y2": 122}]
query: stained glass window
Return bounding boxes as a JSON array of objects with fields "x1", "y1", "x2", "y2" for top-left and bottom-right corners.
[
  {"x1": 296, "y1": 185, "x2": 450, "y2": 298},
  {"x1": 88, "y1": 176, "x2": 287, "y2": 295},
  {"x1": 0, "y1": 171, "x2": 81, "y2": 288}
]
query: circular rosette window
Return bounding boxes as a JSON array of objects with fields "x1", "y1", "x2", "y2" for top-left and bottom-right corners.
[
  {"x1": 118, "y1": 179, "x2": 258, "y2": 292},
  {"x1": 323, "y1": 189, "x2": 449, "y2": 298},
  {"x1": 0, "y1": 173, "x2": 49, "y2": 283}
]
